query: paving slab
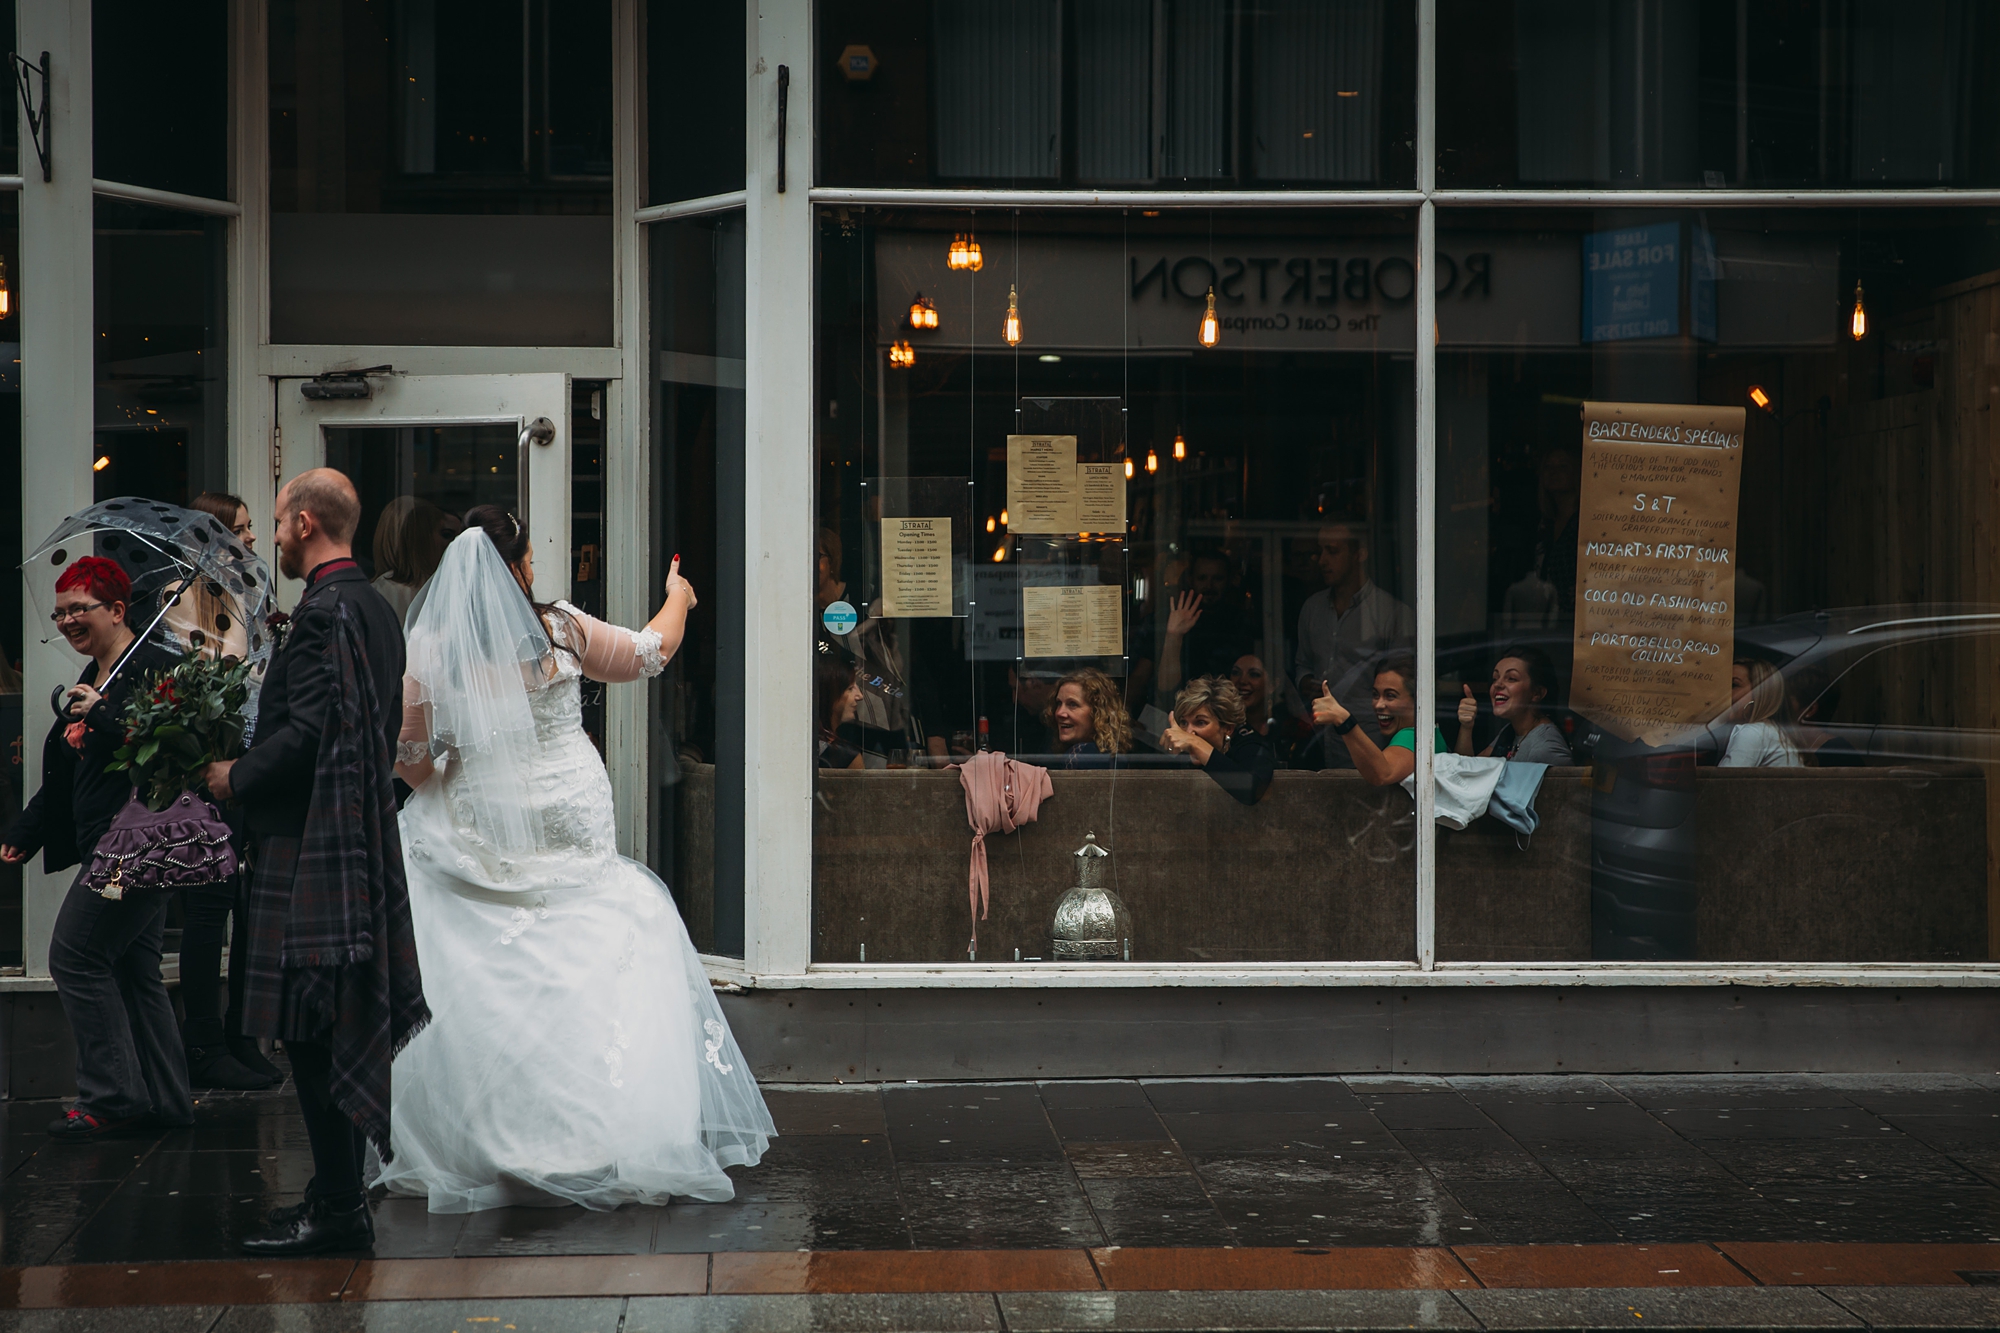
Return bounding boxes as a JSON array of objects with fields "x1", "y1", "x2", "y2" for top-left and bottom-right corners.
[
  {"x1": 0, "y1": 1309, "x2": 224, "y2": 1333},
  {"x1": 1457, "y1": 1285, "x2": 1863, "y2": 1330},
  {"x1": 999, "y1": 1289, "x2": 1479, "y2": 1331},
  {"x1": 1822, "y1": 1285, "x2": 2000, "y2": 1330},
  {"x1": 210, "y1": 1299, "x2": 627, "y2": 1332},
  {"x1": 625, "y1": 1293, "x2": 1002, "y2": 1332}
]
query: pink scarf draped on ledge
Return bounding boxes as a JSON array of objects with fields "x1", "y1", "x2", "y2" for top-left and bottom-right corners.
[{"x1": 955, "y1": 751, "x2": 1054, "y2": 945}]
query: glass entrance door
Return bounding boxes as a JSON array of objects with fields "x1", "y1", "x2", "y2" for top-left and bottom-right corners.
[{"x1": 274, "y1": 373, "x2": 570, "y2": 609}]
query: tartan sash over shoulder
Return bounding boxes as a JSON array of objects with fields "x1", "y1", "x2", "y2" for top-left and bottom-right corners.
[{"x1": 247, "y1": 602, "x2": 428, "y2": 1162}]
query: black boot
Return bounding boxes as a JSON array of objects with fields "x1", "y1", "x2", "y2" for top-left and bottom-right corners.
[
  {"x1": 240, "y1": 1196, "x2": 374, "y2": 1256},
  {"x1": 226, "y1": 1032, "x2": 285, "y2": 1083},
  {"x1": 185, "y1": 1016, "x2": 280, "y2": 1091}
]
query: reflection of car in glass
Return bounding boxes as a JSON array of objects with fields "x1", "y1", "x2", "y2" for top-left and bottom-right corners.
[{"x1": 1590, "y1": 606, "x2": 1999, "y2": 959}]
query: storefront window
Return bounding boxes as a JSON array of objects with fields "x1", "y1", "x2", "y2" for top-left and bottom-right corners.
[
  {"x1": 1438, "y1": 0, "x2": 2000, "y2": 190},
  {"x1": 650, "y1": 214, "x2": 747, "y2": 956},
  {"x1": 0, "y1": 192, "x2": 19, "y2": 968},
  {"x1": 817, "y1": 0, "x2": 1416, "y2": 190},
  {"x1": 92, "y1": 201, "x2": 229, "y2": 507},
  {"x1": 268, "y1": 0, "x2": 614, "y2": 345},
  {"x1": 94, "y1": 0, "x2": 228, "y2": 199},
  {"x1": 646, "y1": 0, "x2": 745, "y2": 204},
  {"x1": 1433, "y1": 207, "x2": 2000, "y2": 964},
  {"x1": 814, "y1": 207, "x2": 1417, "y2": 964}
]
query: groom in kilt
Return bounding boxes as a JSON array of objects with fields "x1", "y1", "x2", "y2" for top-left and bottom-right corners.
[{"x1": 204, "y1": 469, "x2": 428, "y2": 1256}]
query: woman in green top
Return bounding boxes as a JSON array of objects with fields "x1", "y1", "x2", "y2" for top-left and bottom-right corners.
[{"x1": 1309, "y1": 655, "x2": 1445, "y2": 786}]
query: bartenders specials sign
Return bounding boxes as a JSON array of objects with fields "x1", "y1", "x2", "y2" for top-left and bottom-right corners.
[{"x1": 1571, "y1": 401, "x2": 1745, "y2": 746}]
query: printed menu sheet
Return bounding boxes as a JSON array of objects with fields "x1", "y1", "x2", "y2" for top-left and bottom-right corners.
[
  {"x1": 1570, "y1": 401, "x2": 1745, "y2": 746},
  {"x1": 1006, "y1": 435, "x2": 1078, "y2": 534},
  {"x1": 1022, "y1": 584, "x2": 1124, "y2": 659},
  {"x1": 1075, "y1": 462, "x2": 1127, "y2": 532},
  {"x1": 878, "y1": 516, "x2": 953, "y2": 617}
]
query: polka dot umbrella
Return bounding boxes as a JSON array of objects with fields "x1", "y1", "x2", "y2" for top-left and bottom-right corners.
[{"x1": 23, "y1": 498, "x2": 277, "y2": 716}]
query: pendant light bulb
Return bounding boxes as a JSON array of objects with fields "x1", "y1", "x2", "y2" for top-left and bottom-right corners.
[
  {"x1": 999, "y1": 509, "x2": 1009, "y2": 526},
  {"x1": 966, "y1": 235, "x2": 983, "y2": 271},
  {"x1": 1145, "y1": 449, "x2": 1159, "y2": 474},
  {"x1": 909, "y1": 292, "x2": 938, "y2": 330},
  {"x1": 1172, "y1": 432, "x2": 1186, "y2": 461},
  {"x1": 889, "y1": 339, "x2": 915, "y2": 369},
  {"x1": 0, "y1": 258, "x2": 12, "y2": 319},
  {"x1": 947, "y1": 235, "x2": 967, "y2": 270},
  {"x1": 1198, "y1": 286, "x2": 1219, "y2": 348},
  {"x1": 1003, "y1": 285, "x2": 1021, "y2": 346},
  {"x1": 1124, "y1": 457, "x2": 1135, "y2": 479},
  {"x1": 1850, "y1": 280, "x2": 1867, "y2": 341}
]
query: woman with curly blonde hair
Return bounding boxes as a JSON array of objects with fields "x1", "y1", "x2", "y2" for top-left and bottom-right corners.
[
  {"x1": 1161, "y1": 676, "x2": 1276, "y2": 804},
  {"x1": 1044, "y1": 667, "x2": 1131, "y2": 763}
]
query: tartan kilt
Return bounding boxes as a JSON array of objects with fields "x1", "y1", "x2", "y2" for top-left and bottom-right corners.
[{"x1": 239, "y1": 834, "x2": 304, "y2": 1042}]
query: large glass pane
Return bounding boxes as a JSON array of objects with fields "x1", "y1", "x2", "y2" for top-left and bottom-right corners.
[
  {"x1": 92, "y1": 201, "x2": 228, "y2": 507},
  {"x1": 1439, "y1": 0, "x2": 2000, "y2": 189},
  {"x1": 817, "y1": 0, "x2": 1417, "y2": 190},
  {"x1": 94, "y1": 0, "x2": 228, "y2": 199},
  {"x1": 1433, "y1": 206, "x2": 1999, "y2": 964},
  {"x1": 814, "y1": 207, "x2": 1418, "y2": 964},
  {"x1": 268, "y1": 0, "x2": 614, "y2": 345},
  {"x1": 0, "y1": 192, "x2": 18, "y2": 968},
  {"x1": 650, "y1": 215, "x2": 746, "y2": 956},
  {"x1": 646, "y1": 0, "x2": 745, "y2": 204}
]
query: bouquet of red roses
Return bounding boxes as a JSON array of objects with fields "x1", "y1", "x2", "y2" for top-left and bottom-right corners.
[{"x1": 109, "y1": 650, "x2": 255, "y2": 811}]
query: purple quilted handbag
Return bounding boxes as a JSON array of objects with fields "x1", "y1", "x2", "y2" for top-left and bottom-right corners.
[{"x1": 83, "y1": 791, "x2": 239, "y2": 900}]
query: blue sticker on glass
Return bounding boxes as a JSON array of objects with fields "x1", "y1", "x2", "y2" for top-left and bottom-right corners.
[
  {"x1": 1583, "y1": 222, "x2": 1681, "y2": 343},
  {"x1": 822, "y1": 599, "x2": 858, "y2": 636}
]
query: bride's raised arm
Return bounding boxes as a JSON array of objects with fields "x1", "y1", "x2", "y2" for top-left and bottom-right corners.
[
  {"x1": 564, "y1": 556, "x2": 699, "y2": 684},
  {"x1": 395, "y1": 675, "x2": 436, "y2": 788}
]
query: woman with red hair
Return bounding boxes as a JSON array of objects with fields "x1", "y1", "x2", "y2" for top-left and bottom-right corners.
[{"x1": 1, "y1": 555, "x2": 191, "y2": 1138}]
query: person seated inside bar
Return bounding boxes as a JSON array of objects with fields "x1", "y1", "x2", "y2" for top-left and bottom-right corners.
[
  {"x1": 1153, "y1": 550, "x2": 1257, "y2": 704},
  {"x1": 815, "y1": 640, "x2": 864, "y2": 770},
  {"x1": 1161, "y1": 677, "x2": 1276, "y2": 805},
  {"x1": 1453, "y1": 646, "x2": 1573, "y2": 764},
  {"x1": 1310, "y1": 654, "x2": 1443, "y2": 786},
  {"x1": 1001, "y1": 665, "x2": 1059, "y2": 755},
  {"x1": 1046, "y1": 667, "x2": 1131, "y2": 767},
  {"x1": 1786, "y1": 666, "x2": 1864, "y2": 767},
  {"x1": 1230, "y1": 652, "x2": 1309, "y2": 768},
  {"x1": 1718, "y1": 657, "x2": 1801, "y2": 768}
]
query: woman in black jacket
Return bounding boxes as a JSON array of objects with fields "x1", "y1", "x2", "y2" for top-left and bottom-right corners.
[{"x1": 1, "y1": 557, "x2": 192, "y2": 1139}]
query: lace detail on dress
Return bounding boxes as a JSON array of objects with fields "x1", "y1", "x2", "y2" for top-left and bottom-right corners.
[
  {"x1": 604, "y1": 1019, "x2": 631, "y2": 1088},
  {"x1": 703, "y1": 1019, "x2": 734, "y2": 1075},
  {"x1": 633, "y1": 628, "x2": 665, "y2": 678},
  {"x1": 499, "y1": 900, "x2": 549, "y2": 945},
  {"x1": 397, "y1": 740, "x2": 431, "y2": 765}
]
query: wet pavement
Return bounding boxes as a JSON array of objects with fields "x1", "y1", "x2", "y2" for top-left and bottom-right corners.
[{"x1": 4, "y1": 1071, "x2": 1999, "y2": 1263}]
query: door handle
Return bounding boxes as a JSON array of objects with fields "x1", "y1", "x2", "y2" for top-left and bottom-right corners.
[{"x1": 777, "y1": 64, "x2": 791, "y2": 193}]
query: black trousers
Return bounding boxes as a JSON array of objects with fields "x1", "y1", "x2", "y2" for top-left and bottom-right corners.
[
  {"x1": 286, "y1": 1039, "x2": 367, "y2": 1207},
  {"x1": 177, "y1": 875, "x2": 250, "y2": 1046},
  {"x1": 48, "y1": 872, "x2": 195, "y2": 1124}
]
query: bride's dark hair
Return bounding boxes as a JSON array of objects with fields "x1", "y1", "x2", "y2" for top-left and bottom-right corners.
[{"x1": 462, "y1": 504, "x2": 580, "y2": 657}]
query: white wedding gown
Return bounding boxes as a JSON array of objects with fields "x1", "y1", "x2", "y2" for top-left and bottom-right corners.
[{"x1": 372, "y1": 599, "x2": 774, "y2": 1213}]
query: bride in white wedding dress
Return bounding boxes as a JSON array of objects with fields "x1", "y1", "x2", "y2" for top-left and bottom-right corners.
[{"x1": 372, "y1": 508, "x2": 773, "y2": 1213}]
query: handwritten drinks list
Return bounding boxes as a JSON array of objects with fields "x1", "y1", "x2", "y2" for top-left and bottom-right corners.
[{"x1": 1571, "y1": 401, "x2": 1745, "y2": 746}]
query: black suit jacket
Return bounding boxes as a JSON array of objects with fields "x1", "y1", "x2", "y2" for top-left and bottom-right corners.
[{"x1": 233, "y1": 561, "x2": 406, "y2": 839}]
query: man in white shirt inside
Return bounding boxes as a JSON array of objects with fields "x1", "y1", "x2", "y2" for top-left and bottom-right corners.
[{"x1": 1294, "y1": 524, "x2": 1416, "y2": 765}]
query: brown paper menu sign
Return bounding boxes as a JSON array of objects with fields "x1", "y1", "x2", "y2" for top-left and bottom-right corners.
[{"x1": 1571, "y1": 401, "x2": 1745, "y2": 746}]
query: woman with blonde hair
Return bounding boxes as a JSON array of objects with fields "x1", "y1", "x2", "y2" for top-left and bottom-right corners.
[
  {"x1": 1719, "y1": 658, "x2": 1800, "y2": 767},
  {"x1": 1161, "y1": 676, "x2": 1276, "y2": 804},
  {"x1": 1044, "y1": 667, "x2": 1132, "y2": 764}
]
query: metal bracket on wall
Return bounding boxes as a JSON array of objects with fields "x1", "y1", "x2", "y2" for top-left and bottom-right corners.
[{"x1": 13, "y1": 51, "x2": 50, "y2": 183}]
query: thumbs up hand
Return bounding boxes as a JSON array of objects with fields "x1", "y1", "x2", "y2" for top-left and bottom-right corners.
[
  {"x1": 1310, "y1": 680, "x2": 1349, "y2": 728},
  {"x1": 1457, "y1": 684, "x2": 1478, "y2": 728}
]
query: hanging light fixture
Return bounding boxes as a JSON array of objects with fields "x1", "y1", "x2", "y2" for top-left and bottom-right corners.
[
  {"x1": 991, "y1": 546, "x2": 1006, "y2": 563},
  {"x1": 1748, "y1": 385, "x2": 1774, "y2": 414},
  {"x1": 889, "y1": 340, "x2": 915, "y2": 369},
  {"x1": 1145, "y1": 449, "x2": 1159, "y2": 474},
  {"x1": 947, "y1": 233, "x2": 984, "y2": 271},
  {"x1": 0, "y1": 258, "x2": 12, "y2": 318},
  {"x1": 1850, "y1": 280, "x2": 1867, "y2": 341},
  {"x1": 1172, "y1": 432, "x2": 1186, "y2": 461},
  {"x1": 1003, "y1": 285, "x2": 1021, "y2": 346},
  {"x1": 1198, "y1": 287, "x2": 1219, "y2": 348},
  {"x1": 985, "y1": 516, "x2": 996, "y2": 533},
  {"x1": 909, "y1": 292, "x2": 938, "y2": 330},
  {"x1": 999, "y1": 509, "x2": 1009, "y2": 526},
  {"x1": 1124, "y1": 457, "x2": 1135, "y2": 479}
]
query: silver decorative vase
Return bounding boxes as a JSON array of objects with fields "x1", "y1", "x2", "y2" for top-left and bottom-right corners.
[{"x1": 1050, "y1": 831, "x2": 1132, "y2": 961}]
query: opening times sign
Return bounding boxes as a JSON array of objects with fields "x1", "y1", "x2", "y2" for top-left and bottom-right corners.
[{"x1": 1570, "y1": 401, "x2": 1745, "y2": 746}]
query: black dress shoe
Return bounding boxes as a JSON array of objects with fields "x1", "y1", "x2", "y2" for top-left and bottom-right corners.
[
  {"x1": 240, "y1": 1198, "x2": 374, "y2": 1256},
  {"x1": 227, "y1": 1034, "x2": 285, "y2": 1083},
  {"x1": 187, "y1": 1045, "x2": 281, "y2": 1091},
  {"x1": 46, "y1": 1107, "x2": 140, "y2": 1139}
]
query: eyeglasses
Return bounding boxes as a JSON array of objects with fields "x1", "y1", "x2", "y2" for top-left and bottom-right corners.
[{"x1": 50, "y1": 602, "x2": 108, "y2": 623}]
